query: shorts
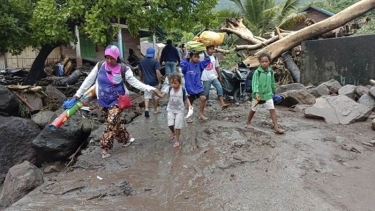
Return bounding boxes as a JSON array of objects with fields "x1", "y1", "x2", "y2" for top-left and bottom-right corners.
[
  {"x1": 251, "y1": 99, "x2": 274, "y2": 111},
  {"x1": 168, "y1": 111, "x2": 184, "y2": 129},
  {"x1": 187, "y1": 91, "x2": 205, "y2": 103},
  {"x1": 144, "y1": 85, "x2": 159, "y2": 99}
]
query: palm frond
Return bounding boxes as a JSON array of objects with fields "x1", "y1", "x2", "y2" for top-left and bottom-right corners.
[
  {"x1": 229, "y1": 0, "x2": 247, "y2": 15},
  {"x1": 279, "y1": 0, "x2": 300, "y2": 17},
  {"x1": 278, "y1": 12, "x2": 307, "y2": 30}
]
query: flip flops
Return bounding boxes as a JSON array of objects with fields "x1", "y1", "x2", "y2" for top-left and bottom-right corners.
[{"x1": 122, "y1": 138, "x2": 135, "y2": 147}]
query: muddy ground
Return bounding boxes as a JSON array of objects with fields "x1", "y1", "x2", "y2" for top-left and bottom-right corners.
[{"x1": 6, "y1": 98, "x2": 375, "y2": 211}]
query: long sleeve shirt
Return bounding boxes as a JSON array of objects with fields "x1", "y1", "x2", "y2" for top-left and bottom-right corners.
[{"x1": 181, "y1": 57, "x2": 210, "y2": 95}]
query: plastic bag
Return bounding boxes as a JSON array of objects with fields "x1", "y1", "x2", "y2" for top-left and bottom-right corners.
[
  {"x1": 186, "y1": 41, "x2": 206, "y2": 53},
  {"x1": 198, "y1": 31, "x2": 226, "y2": 47}
]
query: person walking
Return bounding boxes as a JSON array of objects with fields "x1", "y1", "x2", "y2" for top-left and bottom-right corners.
[
  {"x1": 74, "y1": 45, "x2": 162, "y2": 158},
  {"x1": 245, "y1": 53, "x2": 285, "y2": 134},
  {"x1": 138, "y1": 47, "x2": 163, "y2": 117},
  {"x1": 200, "y1": 45, "x2": 229, "y2": 109},
  {"x1": 159, "y1": 73, "x2": 191, "y2": 148},
  {"x1": 181, "y1": 51, "x2": 211, "y2": 122},
  {"x1": 160, "y1": 39, "x2": 180, "y2": 75}
]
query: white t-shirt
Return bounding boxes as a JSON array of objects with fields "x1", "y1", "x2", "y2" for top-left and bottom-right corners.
[
  {"x1": 200, "y1": 53, "x2": 220, "y2": 81},
  {"x1": 164, "y1": 86, "x2": 185, "y2": 113}
]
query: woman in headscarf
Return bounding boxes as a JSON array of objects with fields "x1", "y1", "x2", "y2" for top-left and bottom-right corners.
[{"x1": 74, "y1": 45, "x2": 161, "y2": 158}]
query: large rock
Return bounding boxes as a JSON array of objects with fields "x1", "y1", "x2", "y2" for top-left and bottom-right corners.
[
  {"x1": 31, "y1": 111, "x2": 57, "y2": 129},
  {"x1": 45, "y1": 85, "x2": 66, "y2": 104},
  {"x1": 355, "y1": 85, "x2": 369, "y2": 97},
  {"x1": 280, "y1": 89, "x2": 316, "y2": 107},
  {"x1": 0, "y1": 85, "x2": 20, "y2": 116},
  {"x1": 32, "y1": 114, "x2": 89, "y2": 162},
  {"x1": 322, "y1": 79, "x2": 342, "y2": 94},
  {"x1": 23, "y1": 93, "x2": 43, "y2": 113},
  {"x1": 0, "y1": 161, "x2": 43, "y2": 209},
  {"x1": 305, "y1": 95, "x2": 371, "y2": 124},
  {"x1": 276, "y1": 83, "x2": 305, "y2": 94},
  {"x1": 338, "y1": 84, "x2": 356, "y2": 99},
  {"x1": 0, "y1": 116, "x2": 40, "y2": 184},
  {"x1": 310, "y1": 84, "x2": 330, "y2": 97},
  {"x1": 357, "y1": 94, "x2": 375, "y2": 111},
  {"x1": 369, "y1": 87, "x2": 375, "y2": 98}
]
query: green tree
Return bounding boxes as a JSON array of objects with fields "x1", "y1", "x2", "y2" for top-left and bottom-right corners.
[
  {"x1": 2, "y1": 0, "x2": 218, "y2": 84},
  {"x1": 0, "y1": 0, "x2": 36, "y2": 54},
  {"x1": 230, "y1": 0, "x2": 302, "y2": 35}
]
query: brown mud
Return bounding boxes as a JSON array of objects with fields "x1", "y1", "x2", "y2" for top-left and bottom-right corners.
[{"x1": 6, "y1": 100, "x2": 375, "y2": 211}]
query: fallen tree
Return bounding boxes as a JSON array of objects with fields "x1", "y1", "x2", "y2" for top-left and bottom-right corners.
[{"x1": 220, "y1": 0, "x2": 375, "y2": 68}]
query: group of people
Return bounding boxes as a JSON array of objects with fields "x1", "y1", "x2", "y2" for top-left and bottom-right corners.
[{"x1": 75, "y1": 42, "x2": 284, "y2": 159}]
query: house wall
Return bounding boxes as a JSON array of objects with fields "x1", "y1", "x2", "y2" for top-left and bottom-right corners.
[
  {"x1": 2, "y1": 28, "x2": 141, "y2": 69},
  {"x1": 4, "y1": 46, "x2": 61, "y2": 69},
  {"x1": 290, "y1": 9, "x2": 331, "y2": 31},
  {"x1": 300, "y1": 34, "x2": 375, "y2": 86}
]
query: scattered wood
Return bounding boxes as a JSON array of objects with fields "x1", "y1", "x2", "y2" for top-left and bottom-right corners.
[
  {"x1": 66, "y1": 141, "x2": 85, "y2": 168},
  {"x1": 54, "y1": 69, "x2": 82, "y2": 86},
  {"x1": 6, "y1": 85, "x2": 43, "y2": 93},
  {"x1": 12, "y1": 91, "x2": 34, "y2": 110}
]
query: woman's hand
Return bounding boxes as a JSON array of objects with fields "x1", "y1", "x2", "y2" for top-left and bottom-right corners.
[{"x1": 153, "y1": 89, "x2": 165, "y2": 98}]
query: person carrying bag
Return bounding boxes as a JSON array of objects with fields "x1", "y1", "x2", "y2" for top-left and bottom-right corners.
[{"x1": 73, "y1": 45, "x2": 162, "y2": 158}]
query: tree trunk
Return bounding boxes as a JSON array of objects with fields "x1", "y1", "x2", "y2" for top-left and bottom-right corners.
[
  {"x1": 24, "y1": 43, "x2": 61, "y2": 85},
  {"x1": 282, "y1": 52, "x2": 300, "y2": 83},
  {"x1": 243, "y1": 0, "x2": 375, "y2": 68},
  {"x1": 54, "y1": 69, "x2": 82, "y2": 86}
]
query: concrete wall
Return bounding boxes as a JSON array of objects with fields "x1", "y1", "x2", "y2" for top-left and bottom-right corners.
[{"x1": 300, "y1": 34, "x2": 375, "y2": 86}]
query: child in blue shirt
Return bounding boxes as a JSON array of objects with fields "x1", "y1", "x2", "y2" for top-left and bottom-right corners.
[{"x1": 181, "y1": 52, "x2": 210, "y2": 122}]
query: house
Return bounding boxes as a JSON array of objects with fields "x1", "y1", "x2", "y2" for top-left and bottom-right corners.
[
  {"x1": 0, "y1": 25, "x2": 156, "y2": 69},
  {"x1": 289, "y1": 5, "x2": 335, "y2": 31}
]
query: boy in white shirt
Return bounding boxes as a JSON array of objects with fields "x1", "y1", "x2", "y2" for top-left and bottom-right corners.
[{"x1": 200, "y1": 45, "x2": 229, "y2": 108}]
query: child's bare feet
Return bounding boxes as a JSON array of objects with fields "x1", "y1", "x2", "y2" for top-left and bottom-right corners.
[
  {"x1": 173, "y1": 142, "x2": 180, "y2": 148},
  {"x1": 169, "y1": 134, "x2": 175, "y2": 141},
  {"x1": 187, "y1": 118, "x2": 193, "y2": 123},
  {"x1": 101, "y1": 150, "x2": 110, "y2": 158},
  {"x1": 198, "y1": 115, "x2": 208, "y2": 120},
  {"x1": 245, "y1": 124, "x2": 254, "y2": 129}
]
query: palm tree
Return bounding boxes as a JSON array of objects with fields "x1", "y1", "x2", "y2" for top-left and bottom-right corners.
[{"x1": 230, "y1": 0, "x2": 304, "y2": 35}]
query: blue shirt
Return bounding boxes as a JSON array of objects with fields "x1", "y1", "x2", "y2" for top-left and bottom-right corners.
[
  {"x1": 138, "y1": 57, "x2": 161, "y2": 86},
  {"x1": 181, "y1": 57, "x2": 210, "y2": 95},
  {"x1": 97, "y1": 65, "x2": 125, "y2": 107}
]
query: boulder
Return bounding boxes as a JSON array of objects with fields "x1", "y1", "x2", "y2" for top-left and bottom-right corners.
[
  {"x1": 0, "y1": 116, "x2": 40, "y2": 184},
  {"x1": 357, "y1": 94, "x2": 375, "y2": 111},
  {"x1": 322, "y1": 79, "x2": 342, "y2": 94},
  {"x1": 369, "y1": 87, "x2": 375, "y2": 98},
  {"x1": 23, "y1": 93, "x2": 43, "y2": 113},
  {"x1": 88, "y1": 124, "x2": 106, "y2": 144},
  {"x1": 280, "y1": 89, "x2": 316, "y2": 107},
  {"x1": 338, "y1": 84, "x2": 356, "y2": 99},
  {"x1": 0, "y1": 85, "x2": 20, "y2": 116},
  {"x1": 310, "y1": 84, "x2": 330, "y2": 97},
  {"x1": 31, "y1": 111, "x2": 57, "y2": 129},
  {"x1": 0, "y1": 161, "x2": 43, "y2": 209},
  {"x1": 276, "y1": 83, "x2": 305, "y2": 94},
  {"x1": 355, "y1": 86, "x2": 369, "y2": 97},
  {"x1": 305, "y1": 95, "x2": 371, "y2": 124},
  {"x1": 32, "y1": 114, "x2": 89, "y2": 162},
  {"x1": 45, "y1": 85, "x2": 66, "y2": 104}
]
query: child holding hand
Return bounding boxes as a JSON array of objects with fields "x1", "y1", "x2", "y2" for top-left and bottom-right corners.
[{"x1": 159, "y1": 73, "x2": 191, "y2": 147}]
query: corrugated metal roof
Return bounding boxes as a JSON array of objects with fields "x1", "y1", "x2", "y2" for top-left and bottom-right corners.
[{"x1": 300, "y1": 5, "x2": 335, "y2": 17}]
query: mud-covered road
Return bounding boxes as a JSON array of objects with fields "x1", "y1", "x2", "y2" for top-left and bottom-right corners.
[{"x1": 6, "y1": 99, "x2": 375, "y2": 211}]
